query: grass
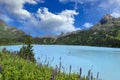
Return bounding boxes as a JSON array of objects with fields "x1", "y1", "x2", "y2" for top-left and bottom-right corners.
[{"x1": 0, "y1": 51, "x2": 98, "y2": 80}]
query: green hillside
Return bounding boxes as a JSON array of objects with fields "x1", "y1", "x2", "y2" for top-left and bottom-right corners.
[
  {"x1": 34, "y1": 14, "x2": 120, "y2": 48},
  {"x1": 0, "y1": 19, "x2": 26, "y2": 45},
  {"x1": 0, "y1": 14, "x2": 120, "y2": 47}
]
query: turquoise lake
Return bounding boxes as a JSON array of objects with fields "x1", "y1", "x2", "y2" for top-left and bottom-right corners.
[{"x1": 1, "y1": 45, "x2": 120, "y2": 80}]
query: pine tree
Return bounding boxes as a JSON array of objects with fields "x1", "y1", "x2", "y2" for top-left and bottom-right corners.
[{"x1": 19, "y1": 34, "x2": 36, "y2": 62}]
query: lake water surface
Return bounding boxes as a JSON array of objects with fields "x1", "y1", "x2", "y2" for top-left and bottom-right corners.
[{"x1": 1, "y1": 45, "x2": 120, "y2": 80}]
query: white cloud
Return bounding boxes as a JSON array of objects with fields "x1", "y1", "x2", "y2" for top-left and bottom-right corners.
[
  {"x1": 0, "y1": 0, "x2": 38, "y2": 19},
  {"x1": 59, "y1": 0, "x2": 98, "y2": 4},
  {"x1": 22, "y1": 8, "x2": 80, "y2": 35},
  {"x1": 99, "y1": 0, "x2": 120, "y2": 17},
  {"x1": 60, "y1": 0, "x2": 120, "y2": 17},
  {"x1": 111, "y1": 12, "x2": 120, "y2": 18},
  {"x1": 0, "y1": 0, "x2": 80, "y2": 36},
  {"x1": 99, "y1": 0, "x2": 120, "y2": 9},
  {"x1": 83, "y1": 22, "x2": 93, "y2": 29},
  {"x1": 0, "y1": 14, "x2": 13, "y2": 23},
  {"x1": 59, "y1": 0, "x2": 82, "y2": 4},
  {"x1": 59, "y1": 0, "x2": 99, "y2": 10}
]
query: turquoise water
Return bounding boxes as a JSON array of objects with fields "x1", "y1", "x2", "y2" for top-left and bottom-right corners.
[{"x1": 1, "y1": 45, "x2": 120, "y2": 80}]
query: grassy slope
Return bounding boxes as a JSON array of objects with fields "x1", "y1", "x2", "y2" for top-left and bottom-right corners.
[
  {"x1": 0, "y1": 52, "x2": 96, "y2": 80},
  {"x1": 0, "y1": 19, "x2": 26, "y2": 45}
]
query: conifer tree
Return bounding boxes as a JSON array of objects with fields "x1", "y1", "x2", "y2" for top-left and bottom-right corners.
[{"x1": 19, "y1": 34, "x2": 36, "y2": 62}]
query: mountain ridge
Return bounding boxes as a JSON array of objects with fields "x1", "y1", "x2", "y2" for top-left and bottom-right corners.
[
  {"x1": 91, "y1": 14, "x2": 120, "y2": 30},
  {"x1": 34, "y1": 14, "x2": 120, "y2": 47},
  {"x1": 0, "y1": 19, "x2": 26, "y2": 38},
  {"x1": 0, "y1": 19, "x2": 26, "y2": 45},
  {"x1": 0, "y1": 14, "x2": 120, "y2": 47}
]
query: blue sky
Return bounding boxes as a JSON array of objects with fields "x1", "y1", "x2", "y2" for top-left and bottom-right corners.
[{"x1": 0, "y1": 0, "x2": 120, "y2": 36}]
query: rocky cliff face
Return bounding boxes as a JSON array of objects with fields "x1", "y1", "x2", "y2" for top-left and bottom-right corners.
[{"x1": 91, "y1": 14, "x2": 120, "y2": 30}]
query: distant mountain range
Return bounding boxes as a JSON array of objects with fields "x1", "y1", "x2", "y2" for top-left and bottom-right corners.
[
  {"x1": 0, "y1": 19, "x2": 26, "y2": 39},
  {"x1": 0, "y1": 14, "x2": 120, "y2": 47},
  {"x1": 0, "y1": 19, "x2": 26, "y2": 45},
  {"x1": 34, "y1": 14, "x2": 120, "y2": 47}
]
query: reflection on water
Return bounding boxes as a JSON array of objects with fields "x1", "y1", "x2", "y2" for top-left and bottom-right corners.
[{"x1": 1, "y1": 45, "x2": 120, "y2": 80}]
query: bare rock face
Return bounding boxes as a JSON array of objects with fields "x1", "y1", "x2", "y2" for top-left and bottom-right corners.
[
  {"x1": 100, "y1": 14, "x2": 113, "y2": 24},
  {"x1": 91, "y1": 14, "x2": 120, "y2": 30}
]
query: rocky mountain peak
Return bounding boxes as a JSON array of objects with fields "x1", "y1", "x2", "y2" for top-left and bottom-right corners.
[
  {"x1": 104, "y1": 14, "x2": 113, "y2": 19},
  {"x1": 100, "y1": 14, "x2": 114, "y2": 25},
  {"x1": 91, "y1": 14, "x2": 120, "y2": 30}
]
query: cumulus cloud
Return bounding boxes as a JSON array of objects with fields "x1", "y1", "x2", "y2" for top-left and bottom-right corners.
[
  {"x1": 83, "y1": 22, "x2": 93, "y2": 29},
  {"x1": 0, "y1": 0, "x2": 80, "y2": 36},
  {"x1": 0, "y1": 0, "x2": 38, "y2": 19},
  {"x1": 22, "y1": 8, "x2": 80, "y2": 35},
  {"x1": 111, "y1": 12, "x2": 120, "y2": 18}
]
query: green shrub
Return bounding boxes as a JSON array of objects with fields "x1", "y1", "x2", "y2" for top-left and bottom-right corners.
[{"x1": 0, "y1": 52, "x2": 97, "y2": 80}]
